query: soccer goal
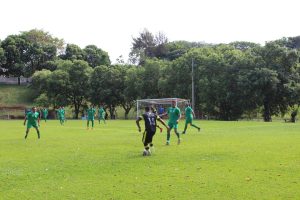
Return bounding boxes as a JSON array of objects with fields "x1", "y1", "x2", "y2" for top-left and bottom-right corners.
[{"x1": 136, "y1": 98, "x2": 190, "y2": 118}]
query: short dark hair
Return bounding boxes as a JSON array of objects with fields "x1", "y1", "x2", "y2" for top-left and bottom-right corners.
[{"x1": 145, "y1": 106, "x2": 150, "y2": 112}]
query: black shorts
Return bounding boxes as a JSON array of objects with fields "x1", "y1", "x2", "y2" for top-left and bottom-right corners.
[{"x1": 142, "y1": 130, "x2": 156, "y2": 145}]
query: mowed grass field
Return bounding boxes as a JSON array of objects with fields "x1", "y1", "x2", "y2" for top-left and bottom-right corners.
[{"x1": 0, "y1": 120, "x2": 299, "y2": 200}]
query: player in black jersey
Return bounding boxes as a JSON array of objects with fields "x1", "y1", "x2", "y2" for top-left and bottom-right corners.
[{"x1": 136, "y1": 106, "x2": 169, "y2": 156}]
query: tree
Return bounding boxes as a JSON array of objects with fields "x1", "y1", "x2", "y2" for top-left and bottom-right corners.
[
  {"x1": 21, "y1": 29, "x2": 64, "y2": 77},
  {"x1": 129, "y1": 29, "x2": 168, "y2": 64},
  {"x1": 0, "y1": 41, "x2": 6, "y2": 69},
  {"x1": 31, "y1": 60, "x2": 92, "y2": 118},
  {"x1": 0, "y1": 35, "x2": 27, "y2": 82},
  {"x1": 83, "y1": 45, "x2": 110, "y2": 67},
  {"x1": 61, "y1": 44, "x2": 85, "y2": 61}
]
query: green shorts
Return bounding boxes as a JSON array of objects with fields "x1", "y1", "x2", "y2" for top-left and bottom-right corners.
[
  {"x1": 88, "y1": 118, "x2": 94, "y2": 121},
  {"x1": 27, "y1": 123, "x2": 38, "y2": 129},
  {"x1": 168, "y1": 122, "x2": 178, "y2": 129},
  {"x1": 185, "y1": 118, "x2": 193, "y2": 124}
]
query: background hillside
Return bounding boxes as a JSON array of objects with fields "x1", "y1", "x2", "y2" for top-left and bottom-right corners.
[{"x1": 0, "y1": 85, "x2": 35, "y2": 106}]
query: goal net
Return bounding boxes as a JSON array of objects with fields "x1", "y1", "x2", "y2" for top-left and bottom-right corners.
[{"x1": 136, "y1": 98, "x2": 190, "y2": 118}]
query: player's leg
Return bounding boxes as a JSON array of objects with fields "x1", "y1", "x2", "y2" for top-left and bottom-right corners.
[
  {"x1": 24, "y1": 128, "x2": 30, "y2": 139},
  {"x1": 142, "y1": 131, "x2": 150, "y2": 155},
  {"x1": 87, "y1": 119, "x2": 90, "y2": 129},
  {"x1": 166, "y1": 123, "x2": 173, "y2": 145},
  {"x1": 91, "y1": 119, "x2": 94, "y2": 129},
  {"x1": 182, "y1": 121, "x2": 189, "y2": 134},
  {"x1": 101, "y1": 116, "x2": 106, "y2": 124},
  {"x1": 191, "y1": 120, "x2": 201, "y2": 132},
  {"x1": 98, "y1": 117, "x2": 100, "y2": 124},
  {"x1": 174, "y1": 126, "x2": 181, "y2": 145},
  {"x1": 34, "y1": 126, "x2": 40, "y2": 139},
  {"x1": 149, "y1": 131, "x2": 155, "y2": 153}
]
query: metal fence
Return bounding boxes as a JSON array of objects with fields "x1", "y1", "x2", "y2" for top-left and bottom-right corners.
[{"x1": 0, "y1": 76, "x2": 32, "y2": 85}]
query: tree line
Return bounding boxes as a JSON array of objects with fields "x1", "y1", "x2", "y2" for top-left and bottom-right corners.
[{"x1": 1, "y1": 29, "x2": 300, "y2": 121}]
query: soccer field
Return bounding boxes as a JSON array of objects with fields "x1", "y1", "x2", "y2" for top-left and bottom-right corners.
[{"x1": 0, "y1": 120, "x2": 299, "y2": 199}]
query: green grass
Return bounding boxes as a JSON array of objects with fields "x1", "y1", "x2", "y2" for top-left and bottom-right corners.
[
  {"x1": 0, "y1": 85, "x2": 35, "y2": 106},
  {"x1": 0, "y1": 120, "x2": 299, "y2": 199}
]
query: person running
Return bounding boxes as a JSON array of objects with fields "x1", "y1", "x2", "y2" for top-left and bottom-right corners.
[
  {"x1": 42, "y1": 108, "x2": 48, "y2": 122},
  {"x1": 182, "y1": 103, "x2": 201, "y2": 134},
  {"x1": 24, "y1": 106, "x2": 40, "y2": 139},
  {"x1": 136, "y1": 106, "x2": 169, "y2": 156},
  {"x1": 87, "y1": 105, "x2": 96, "y2": 129},
  {"x1": 151, "y1": 106, "x2": 163, "y2": 133},
  {"x1": 57, "y1": 106, "x2": 65, "y2": 125},
  {"x1": 98, "y1": 105, "x2": 106, "y2": 124},
  {"x1": 162, "y1": 101, "x2": 181, "y2": 145}
]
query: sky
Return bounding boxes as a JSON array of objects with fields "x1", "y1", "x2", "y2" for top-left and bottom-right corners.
[{"x1": 1, "y1": 0, "x2": 300, "y2": 63}]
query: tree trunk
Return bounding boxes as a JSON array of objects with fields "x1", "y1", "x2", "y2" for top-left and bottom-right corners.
[
  {"x1": 18, "y1": 77, "x2": 21, "y2": 85},
  {"x1": 263, "y1": 100, "x2": 272, "y2": 122}
]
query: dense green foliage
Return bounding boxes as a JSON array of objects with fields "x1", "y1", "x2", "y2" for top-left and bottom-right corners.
[
  {"x1": 1, "y1": 29, "x2": 300, "y2": 121},
  {"x1": 0, "y1": 120, "x2": 299, "y2": 199}
]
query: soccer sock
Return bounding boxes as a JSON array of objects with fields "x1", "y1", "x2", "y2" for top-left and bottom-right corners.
[
  {"x1": 25, "y1": 131, "x2": 29, "y2": 139},
  {"x1": 183, "y1": 124, "x2": 188, "y2": 133},
  {"x1": 167, "y1": 131, "x2": 171, "y2": 141},
  {"x1": 191, "y1": 124, "x2": 200, "y2": 129},
  {"x1": 87, "y1": 121, "x2": 89, "y2": 127},
  {"x1": 37, "y1": 130, "x2": 40, "y2": 139},
  {"x1": 92, "y1": 120, "x2": 94, "y2": 128},
  {"x1": 175, "y1": 130, "x2": 180, "y2": 139}
]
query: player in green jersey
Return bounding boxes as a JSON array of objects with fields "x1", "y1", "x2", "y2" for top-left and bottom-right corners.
[
  {"x1": 98, "y1": 105, "x2": 106, "y2": 124},
  {"x1": 182, "y1": 103, "x2": 200, "y2": 134},
  {"x1": 162, "y1": 101, "x2": 181, "y2": 145},
  {"x1": 42, "y1": 108, "x2": 48, "y2": 122},
  {"x1": 87, "y1": 105, "x2": 96, "y2": 129},
  {"x1": 57, "y1": 107, "x2": 65, "y2": 125},
  {"x1": 24, "y1": 106, "x2": 40, "y2": 139}
]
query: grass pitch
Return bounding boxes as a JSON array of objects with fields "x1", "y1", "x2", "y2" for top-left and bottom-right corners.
[{"x1": 0, "y1": 120, "x2": 299, "y2": 199}]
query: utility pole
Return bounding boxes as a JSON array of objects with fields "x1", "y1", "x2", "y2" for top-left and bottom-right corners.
[{"x1": 192, "y1": 58, "x2": 195, "y2": 111}]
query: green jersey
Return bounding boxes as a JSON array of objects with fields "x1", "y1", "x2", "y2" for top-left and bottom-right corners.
[
  {"x1": 57, "y1": 109, "x2": 65, "y2": 119},
  {"x1": 87, "y1": 108, "x2": 96, "y2": 120},
  {"x1": 26, "y1": 111, "x2": 39, "y2": 127},
  {"x1": 185, "y1": 106, "x2": 193, "y2": 119},
  {"x1": 167, "y1": 106, "x2": 181, "y2": 124},
  {"x1": 42, "y1": 109, "x2": 48, "y2": 117},
  {"x1": 98, "y1": 107, "x2": 105, "y2": 118}
]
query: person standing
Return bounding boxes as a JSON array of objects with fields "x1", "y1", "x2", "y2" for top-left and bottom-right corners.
[
  {"x1": 162, "y1": 101, "x2": 181, "y2": 145},
  {"x1": 57, "y1": 107, "x2": 65, "y2": 125},
  {"x1": 24, "y1": 106, "x2": 40, "y2": 139},
  {"x1": 87, "y1": 105, "x2": 96, "y2": 129},
  {"x1": 98, "y1": 105, "x2": 106, "y2": 124},
  {"x1": 42, "y1": 108, "x2": 48, "y2": 122}
]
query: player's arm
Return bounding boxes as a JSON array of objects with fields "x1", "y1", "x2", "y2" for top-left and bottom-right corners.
[
  {"x1": 23, "y1": 114, "x2": 27, "y2": 126},
  {"x1": 176, "y1": 110, "x2": 181, "y2": 123},
  {"x1": 192, "y1": 109, "x2": 196, "y2": 118},
  {"x1": 37, "y1": 115, "x2": 40, "y2": 126},
  {"x1": 157, "y1": 117, "x2": 170, "y2": 131},
  {"x1": 136, "y1": 116, "x2": 142, "y2": 132}
]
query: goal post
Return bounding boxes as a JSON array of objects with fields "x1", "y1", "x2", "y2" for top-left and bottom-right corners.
[{"x1": 136, "y1": 98, "x2": 190, "y2": 118}]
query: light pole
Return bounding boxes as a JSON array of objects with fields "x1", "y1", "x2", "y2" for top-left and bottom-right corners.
[{"x1": 191, "y1": 58, "x2": 195, "y2": 111}]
